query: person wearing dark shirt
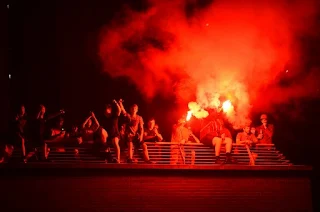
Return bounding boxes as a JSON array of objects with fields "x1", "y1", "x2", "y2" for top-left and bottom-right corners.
[
  {"x1": 35, "y1": 104, "x2": 65, "y2": 160},
  {"x1": 98, "y1": 101, "x2": 121, "y2": 163},
  {"x1": 143, "y1": 118, "x2": 163, "y2": 142},
  {"x1": 11, "y1": 105, "x2": 28, "y2": 162},
  {"x1": 144, "y1": 118, "x2": 163, "y2": 162},
  {"x1": 119, "y1": 101, "x2": 153, "y2": 164}
]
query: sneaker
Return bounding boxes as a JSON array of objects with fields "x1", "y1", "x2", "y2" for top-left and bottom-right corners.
[
  {"x1": 113, "y1": 158, "x2": 120, "y2": 164},
  {"x1": 225, "y1": 156, "x2": 237, "y2": 164},
  {"x1": 22, "y1": 158, "x2": 27, "y2": 164},
  {"x1": 127, "y1": 158, "x2": 134, "y2": 164},
  {"x1": 215, "y1": 157, "x2": 223, "y2": 164}
]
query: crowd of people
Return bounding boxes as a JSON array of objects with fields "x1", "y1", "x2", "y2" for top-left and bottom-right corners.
[{"x1": 0, "y1": 99, "x2": 274, "y2": 164}]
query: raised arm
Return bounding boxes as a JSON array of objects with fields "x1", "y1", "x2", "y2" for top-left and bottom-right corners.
[
  {"x1": 36, "y1": 111, "x2": 42, "y2": 120},
  {"x1": 47, "y1": 109, "x2": 65, "y2": 120},
  {"x1": 113, "y1": 100, "x2": 121, "y2": 116},
  {"x1": 118, "y1": 99, "x2": 127, "y2": 116},
  {"x1": 90, "y1": 112, "x2": 100, "y2": 131},
  {"x1": 189, "y1": 131, "x2": 200, "y2": 143},
  {"x1": 82, "y1": 116, "x2": 92, "y2": 129}
]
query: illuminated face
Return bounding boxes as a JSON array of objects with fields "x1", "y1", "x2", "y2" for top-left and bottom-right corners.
[
  {"x1": 20, "y1": 105, "x2": 25, "y2": 115},
  {"x1": 261, "y1": 118, "x2": 267, "y2": 124},
  {"x1": 243, "y1": 126, "x2": 250, "y2": 134},
  {"x1": 40, "y1": 105, "x2": 46, "y2": 114},
  {"x1": 250, "y1": 127, "x2": 256, "y2": 135},
  {"x1": 105, "y1": 106, "x2": 112, "y2": 114},
  {"x1": 130, "y1": 105, "x2": 138, "y2": 114},
  {"x1": 148, "y1": 119, "x2": 155, "y2": 129},
  {"x1": 260, "y1": 114, "x2": 268, "y2": 124}
]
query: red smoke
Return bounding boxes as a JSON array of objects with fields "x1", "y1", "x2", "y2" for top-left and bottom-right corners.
[{"x1": 99, "y1": 0, "x2": 319, "y2": 128}]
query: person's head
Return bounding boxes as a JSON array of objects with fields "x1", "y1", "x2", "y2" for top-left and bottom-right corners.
[
  {"x1": 130, "y1": 104, "x2": 138, "y2": 114},
  {"x1": 243, "y1": 126, "x2": 250, "y2": 134},
  {"x1": 250, "y1": 127, "x2": 256, "y2": 135},
  {"x1": 260, "y1": 114, "x2": 268, "y2": 124},
  {"x1": 177, "y1": 117, "x2": 186, "y2": 126},
  {"x1": 20, "y1": 105, "x2": 25, "y2": 115},
  {"x1": 105, "y1": 104, "x2": 112, "y2": 115},
  {"x1": 40, "y1": 104, "x2": 46, "y2": 114},
  {"x1": 148, "y1": 118, "x2": 156, "y2": 129}
]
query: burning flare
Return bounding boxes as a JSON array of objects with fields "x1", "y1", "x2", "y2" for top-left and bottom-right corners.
[
  {"x1": 186, "y1": 111, "x2": 192, "y2": 121},
  {"x1": 222, "y1": 100, "x2": 233, "y2": 113}
]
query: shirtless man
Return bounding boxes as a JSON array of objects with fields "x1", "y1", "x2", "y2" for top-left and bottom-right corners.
[{"x1": 119, "y1": 102, "x2": 153, "y2": 164}]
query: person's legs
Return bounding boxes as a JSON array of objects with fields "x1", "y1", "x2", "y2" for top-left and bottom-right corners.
[
  {"x1": 127, "y1": 136, "x2": 134, "y2": 163},
  {"x1": 170, "y1": 146, "x2": 179, "y2": 165},
  {"x1": 141, "y1": 142, "x2": 154, "y2": 163},
  {"x1": 224, "y1": 138, "x2": 232, "y2": 154},
  {"x1": 212, "y1": 137, "x2": 223, "y2": 164},
  {"x1": 223, "y1": 138, "x2": 236, "y2": 163},
  {"x1": 112, "y1": 137, "x2": 121, "y2": 163}
]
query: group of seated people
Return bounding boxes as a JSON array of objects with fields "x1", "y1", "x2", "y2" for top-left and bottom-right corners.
[
  {"x1": 170, "y1": 113, "x2": 274, "y2": 164},
  {"x1": 1, "y1": 99, "x2": 274, "y2": 165}
]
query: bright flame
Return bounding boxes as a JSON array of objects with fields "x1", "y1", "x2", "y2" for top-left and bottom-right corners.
[
  {"x1": 188, "y1": 102, "x2": 209, "y2": 119},
  {"x1": 222, "y1": 100, "x2": 232, "y2": 113},
  {"x1": 186, "y1": 111, "x2": 192, "y2": 121}
]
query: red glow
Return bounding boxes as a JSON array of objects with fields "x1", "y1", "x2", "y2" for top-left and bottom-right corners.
[{"x1": 99, "y1": 0, "x2": 320, "y2": 126}]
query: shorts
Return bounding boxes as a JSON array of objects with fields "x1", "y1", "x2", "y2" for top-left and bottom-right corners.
[
  {"x1": 127, "y1": 134, "x2": 143, "y2": 148},
  {"x1": 212, "y1": 137, "x2": 232, "y2": 145}
]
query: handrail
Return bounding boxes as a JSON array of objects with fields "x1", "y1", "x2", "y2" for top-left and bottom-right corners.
[{"x1": 145, "y1": 142, "x2": 274, "y2": 147}]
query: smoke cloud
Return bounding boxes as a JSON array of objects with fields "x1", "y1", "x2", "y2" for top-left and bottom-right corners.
[{"x1": 99, "y1": 0, "x2": 319, "y2": 128}]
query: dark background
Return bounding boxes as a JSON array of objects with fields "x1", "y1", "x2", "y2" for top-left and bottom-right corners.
[{"x1": 2, "y1": 0, "x2": 320, "y2": 209}]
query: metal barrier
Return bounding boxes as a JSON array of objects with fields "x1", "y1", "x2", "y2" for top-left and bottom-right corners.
[{"x1": 5, "y1": 142, "x2": 291, "y2": 165}]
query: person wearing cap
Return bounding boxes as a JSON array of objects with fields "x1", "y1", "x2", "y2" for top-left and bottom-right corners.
[{"x1": 256, "y1": 114, "x2": 274, "y2": 144}]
